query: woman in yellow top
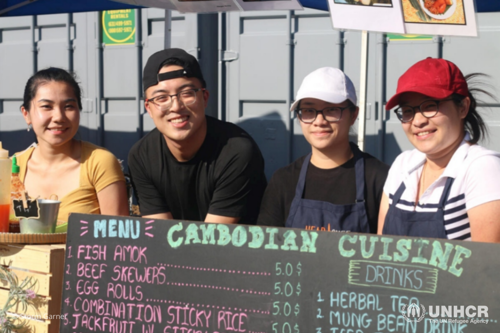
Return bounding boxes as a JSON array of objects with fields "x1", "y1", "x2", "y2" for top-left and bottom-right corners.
[{"x1": 17, "y1": 67, "x2": 129, "y2": 232}]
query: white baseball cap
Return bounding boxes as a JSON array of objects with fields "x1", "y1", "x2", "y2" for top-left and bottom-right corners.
[{"x1": 290, "y1": 67, "x2": 357, "y2": 111}]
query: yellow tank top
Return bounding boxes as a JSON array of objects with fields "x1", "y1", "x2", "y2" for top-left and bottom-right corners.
[{"x1": 16, "y1": 141, "x2": 125, "y2": 232}]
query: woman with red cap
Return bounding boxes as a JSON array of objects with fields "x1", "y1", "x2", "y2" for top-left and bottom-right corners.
[{"x1": 378, "y1": 58, "x2": 500, "y2": 242}]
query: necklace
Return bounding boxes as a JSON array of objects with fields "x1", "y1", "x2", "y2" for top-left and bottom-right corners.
[
  {"x1": 418, "y1": 161, "x2": 447, "y2": 204},
  {"x1": 417, "y1": 162, "x2": 427, "y2": 204}
]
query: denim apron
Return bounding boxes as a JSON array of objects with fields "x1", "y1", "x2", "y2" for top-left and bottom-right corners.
[
  {"x1": 285, "y1": 144, "x2": 370, "y2": 232},
  {"x1": 382, "y1": 177, "x2": 454, "y2": 239}
]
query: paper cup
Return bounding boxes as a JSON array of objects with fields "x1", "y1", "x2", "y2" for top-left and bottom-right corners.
[{"x1": 20, "y1": 199, "x2": 61, "y2": 234}]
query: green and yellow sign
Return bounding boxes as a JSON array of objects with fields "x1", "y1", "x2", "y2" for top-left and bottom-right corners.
[
  {"x1": 387, "y1": 33, "x2": 433, "y2": 41},
  {"x1": 102, "y1": 9, "x2": 136, "y2": 45}
]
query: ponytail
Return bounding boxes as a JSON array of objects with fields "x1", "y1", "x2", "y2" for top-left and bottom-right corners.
[{"x1": 454, "y1": 73, "x2": 495, "y2": 145}]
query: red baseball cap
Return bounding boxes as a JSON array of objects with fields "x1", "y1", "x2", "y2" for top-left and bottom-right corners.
[{"x1": 385, "y1": 58, "x2": 469, "y2": 110}]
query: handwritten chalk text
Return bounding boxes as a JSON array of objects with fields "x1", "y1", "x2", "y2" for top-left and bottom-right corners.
[{"x1": 167, "y1": 223, "x2": 318, "y2": 253}]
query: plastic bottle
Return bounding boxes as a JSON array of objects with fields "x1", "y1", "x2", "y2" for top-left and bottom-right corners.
[
  {"x1": 0, "y1": 143, "x2": 11, "y2": 232},
  {"x1": 10, "y1": 155, "x2": 26, "y2": 230}
]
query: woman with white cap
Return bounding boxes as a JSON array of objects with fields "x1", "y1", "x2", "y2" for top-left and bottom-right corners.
[
  {"x1": 378, "y1": 58, "x2": 500, "y2": 242},
  {"x1": 257, "y1": 67, "x2": 389, "y2": 233}
]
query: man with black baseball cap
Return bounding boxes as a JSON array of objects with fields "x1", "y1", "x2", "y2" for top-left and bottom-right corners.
[{"x1": 128, "y1": 48, "x2": 267, "y2": 224}]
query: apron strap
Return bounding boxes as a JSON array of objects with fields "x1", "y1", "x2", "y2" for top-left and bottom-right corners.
[
  {"x1": 438, "y1": 177, "x2": 455, "y2": 208},
  {"x1": 350, "y1": 142, "x2": 365, "y2": 203},
  {"x1": 293, "y1": 153, "x2": 311, "y2": 199},
  {"x1": 391, "y1": 182, "x2": 407, "y2": 205},
  {"x1": 391, "y1": 177, "x2": 455, "y2": 208}
]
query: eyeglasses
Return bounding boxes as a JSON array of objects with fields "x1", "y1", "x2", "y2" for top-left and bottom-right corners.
[
  {"x1": 296, "y1": 106, "x2": 353, "y2": 124},
  {"x1": 394, "y1": 99, "x2": 454, "y2": 123},
  {"x1": 146, "y1": 88, "x2": 204, "y2": 111}
]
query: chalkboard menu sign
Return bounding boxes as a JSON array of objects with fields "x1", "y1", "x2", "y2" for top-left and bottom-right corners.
[{"x1": 61, "y1": 213, "x2": 500, "y2": 333}]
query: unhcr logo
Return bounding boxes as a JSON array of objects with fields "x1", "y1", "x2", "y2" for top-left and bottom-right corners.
[
  {"x1": 401, "y1": 303, "x2": 426, "y2": 323},
  {"x1": 400, "y1": 303, "x2": 490, "y2": 325}
]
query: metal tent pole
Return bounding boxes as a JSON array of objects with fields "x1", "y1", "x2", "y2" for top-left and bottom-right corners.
[
  {"x1": 164, "y1": 10, "x2": 172, "y2": 49},
  {"x1": 357, "y1": 30, "x2": 369, "y2": 151}
]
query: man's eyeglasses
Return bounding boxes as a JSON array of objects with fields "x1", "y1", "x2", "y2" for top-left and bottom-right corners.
[
  {"x1": 146, "y1": 88, "x2": 204, "y2": 111},
  {"x1": 394, "y1": 99, "x2": 454, "y2": 123},
  {"x1": 296, "y1": 106, "x2": 353, "y2": 124}
]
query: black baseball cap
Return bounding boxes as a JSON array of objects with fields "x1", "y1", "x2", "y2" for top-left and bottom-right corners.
[{"x1": 142, "y1": 48, "x2": 205, "y2": 92}]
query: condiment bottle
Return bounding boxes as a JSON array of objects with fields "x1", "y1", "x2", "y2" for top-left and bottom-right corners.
[
  {"x1": 10, "y1": 155, "x2": 26, "y2": 222},
  {"x1": 0, "y1": 143, "x2": 11, "y2": 232}
]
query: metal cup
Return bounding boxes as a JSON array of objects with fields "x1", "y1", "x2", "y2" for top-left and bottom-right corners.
[{"x1": 20, "y1": 199, "x2": 61, "y2": 234}]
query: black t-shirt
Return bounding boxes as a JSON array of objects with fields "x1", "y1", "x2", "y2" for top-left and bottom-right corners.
[
  {"x1": 257, "y1": 151, "x2": 389, "y2": 233},
  {"x1": 128, "y1": 116, "x2": 267, "y2": 224}
]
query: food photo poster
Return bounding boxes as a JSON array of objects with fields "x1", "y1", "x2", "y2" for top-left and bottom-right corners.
[
  {"x1": 402, "y1": 0, "x2": 477, "y2": 36},
  {"x1": 327, "y1": 0, "x2": 406, "y2": 33},
  {"x1": 327, "y1": 0, "x2": 477, "y2": 37}
]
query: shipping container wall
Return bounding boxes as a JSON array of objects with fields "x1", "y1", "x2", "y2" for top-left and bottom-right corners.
[
  {"x1": 0, "y1": 9, "x2": 202, "y2": 169},
  {"x1": 224, "y1": 10, "x2": 500, "y2": 178},
  {"x1": 0, "y1": 9, "x2": 499, "y2": 179}
]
